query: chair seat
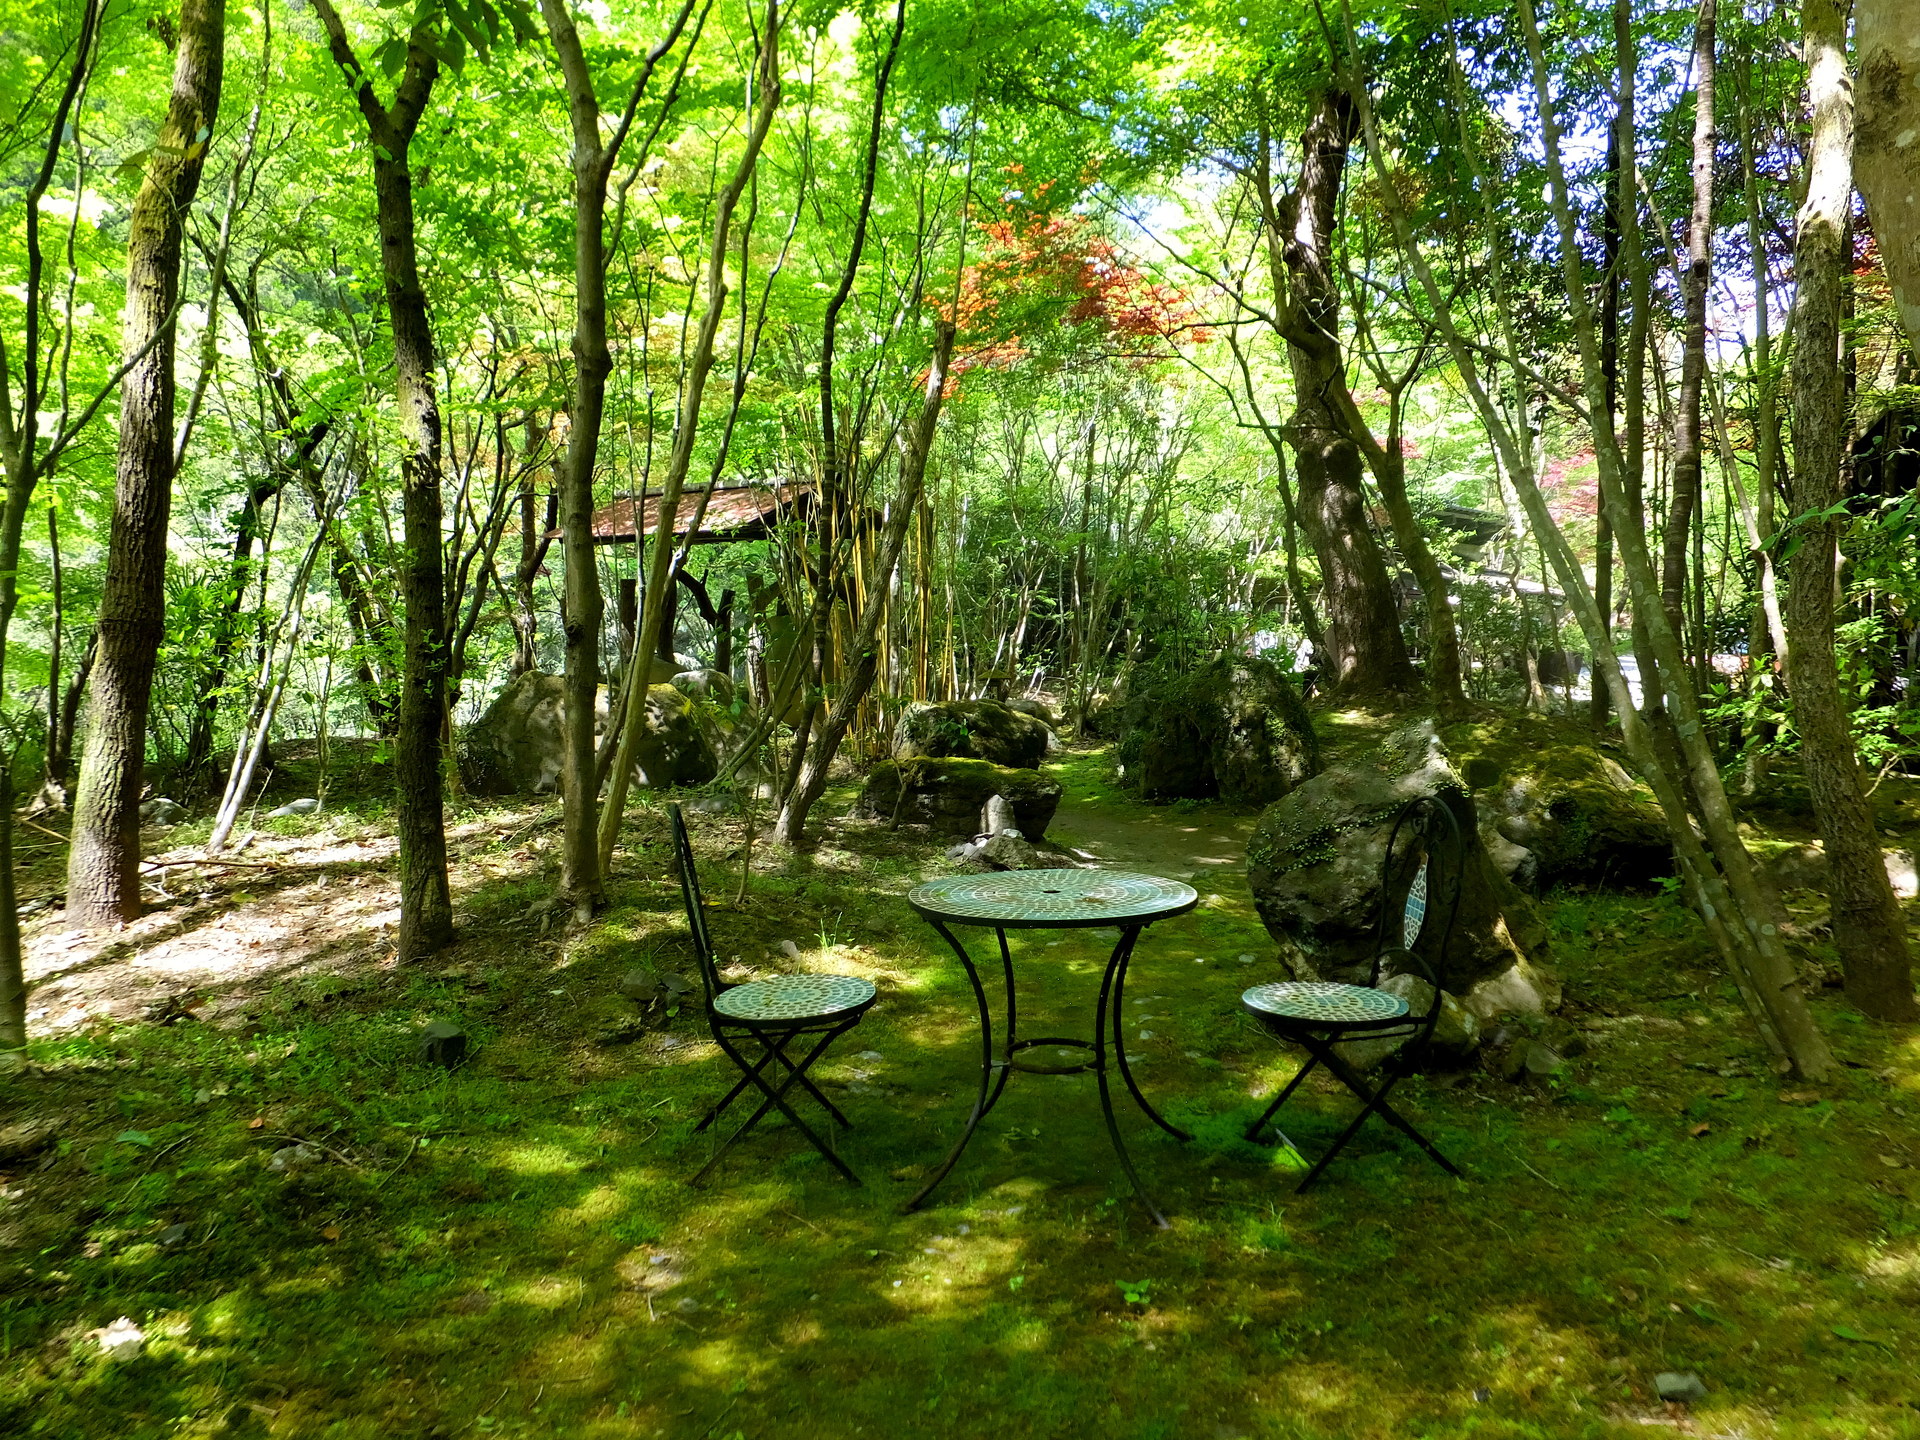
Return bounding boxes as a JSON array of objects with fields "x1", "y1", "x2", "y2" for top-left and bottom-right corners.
[
  {"x1": 712, "y1": 973, "x2": 877, "y2": 1025},
  {"x1": 1242, "y1": 981, "x2": 1409, "y2": 1027}
]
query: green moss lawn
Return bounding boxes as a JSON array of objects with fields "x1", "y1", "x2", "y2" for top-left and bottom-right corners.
[{"x1": 4, "y1": 748, "x2": 1919, "y2": 1439}]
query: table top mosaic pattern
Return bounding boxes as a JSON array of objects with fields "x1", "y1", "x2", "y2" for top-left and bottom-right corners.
[
  {"x1": 1241, "y1": 981, "x2": 1410, "y2": 1025},
  {"x1": 908, "y1": 869, "x2": 1198, "y2": 928}
]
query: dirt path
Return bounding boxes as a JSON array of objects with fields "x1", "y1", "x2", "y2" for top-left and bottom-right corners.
[{"x1": 1046, "y1": 797, "x2": 1259, "y2": 892}]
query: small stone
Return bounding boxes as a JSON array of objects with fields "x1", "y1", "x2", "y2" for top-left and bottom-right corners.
[
  {"x1": 660, "y1": 974, "x2": 696, "y2": 1002},
  {"x1": 267, "y1": 797, "x2": 321, "y2": 818},
  {"x1": 158, "y1": 1224, "x2": 190, "y2": 1247},
  {"x1": 92, "y1": 1317, "x2": 145, "y2": 1362},
  {"x1": 1137, "y1": 1030, "x2": 1155, "y2": 1041},
  {"x1": 673, "y1": 1296, "x2": 701, "y2": 1314},
  {"x1": 1654, "y1": 1372, "x2": 1707, "y2": 1404},
  {"x1": 618, "y1": 969, "x2": 664, "y2": 1005},
  {"x1": 139, "y1": 797, "x2": 187, "y2": 826},
  {"x1": 1522, "y1": 1042, "x2": 1567, "y2": 1080},
  {"x1": 269, "y1": 1143, "x2": 322, "y2": 1173},
  {"x1": 0, "y1": 1119, "x2": 59, "y2": 1164},
  {"x1": 1238, "y1": 953, "x2": 1256, "y2": 964},
  {"x1": 419, "y1": 1020, "x2": 468, "y2": 1068},
  {"x1": 855, "y1": 1050, "x2": 884, "y2": 1061}
]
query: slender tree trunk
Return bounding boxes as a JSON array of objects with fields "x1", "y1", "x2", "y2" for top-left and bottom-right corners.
[
  {"x1": 1786, "y1": 0, "x2": 1918, "y2": 1022},
  {"x1": 1661, "y1": 0, "x2": 1715, "y2": 682},
  {"x1": 774, "y1": 323, "x2": 956, "y2": 848},
  {"x1": 1593, "y1": 64, "x2": 1627, "y2": 732},
  {"x1": 0, "y1": 0, "x2": 104, "y2": 1060},
  {"x1": 597, "y1": 0, "x2": 781, "y2": 870},
  {"x1": 66, "y1": 0, "x2": 225, "y2": 926},
  {"x1": 509, "y1": 467, "x2": 554, "y2": 677},
  {"x1": 312, "y1": 0, "x2": 452, "y2": 959},
  {"x1": 180, "y1": 478, "x2": 291, "y2": 785}
]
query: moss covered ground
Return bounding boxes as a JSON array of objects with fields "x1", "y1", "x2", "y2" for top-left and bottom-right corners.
[{"x1": 3, "y1": 746, "x2": 1920, "y2": 1439}]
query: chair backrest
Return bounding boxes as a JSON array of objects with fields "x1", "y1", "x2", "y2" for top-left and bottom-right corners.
[
  {"x1": 1371, "y1": 794, "x2": 1465, "y2": 994},
  {"x1": 668, "y1": 803, "x2": 727, "y2": 1003}
]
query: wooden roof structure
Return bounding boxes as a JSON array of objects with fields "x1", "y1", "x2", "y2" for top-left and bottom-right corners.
[{"x1": 568, "y1": 481, "x2": 817, "y2": 547}]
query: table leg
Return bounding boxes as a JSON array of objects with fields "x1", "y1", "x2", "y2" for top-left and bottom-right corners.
[
  {"x1": 1093, "y1": 925, "x2": 1173, "y2": 1228},
  {"x1": 1107, "y1": 925, "x2": 1192, "y2": 1143},
  {"x1": 905, "y1": 919, "x2": 999, "y2": 1212}
]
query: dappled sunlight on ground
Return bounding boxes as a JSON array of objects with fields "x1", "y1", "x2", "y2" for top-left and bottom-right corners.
[{"x1": 3, "y1": 751, "x2": 1920, "y2": 1437}]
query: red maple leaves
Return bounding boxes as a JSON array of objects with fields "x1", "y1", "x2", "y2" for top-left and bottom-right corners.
[{"x1": 940, "y1": 172, "x2": 1208, "y2": 375}]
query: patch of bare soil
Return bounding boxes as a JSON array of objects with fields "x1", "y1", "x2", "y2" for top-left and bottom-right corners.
[{"x1": 19, "y1": 804, "x2": 560, "y2": 1040}]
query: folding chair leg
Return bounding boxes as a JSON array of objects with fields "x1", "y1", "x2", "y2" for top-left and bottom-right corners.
[
  {"x1": 1244, "y1": 1052, "x2": 1319, "y2": 1144},
  {"x1": 713, "y1": 1028, "x2": 851, "y2": 1141},
  {"x1": 691, "y1": 1028, "x2": 861, "y2": 1188},
  {"x1": 1293, "y1": 1043, "x2": 1462, "y2": 1192},
  {"x1": 762, "y1": 1028, "x2": 856, "y2": 1128},
  {"x1": 695, "y1": 1038, "x2": 786, "y2": 1132}
]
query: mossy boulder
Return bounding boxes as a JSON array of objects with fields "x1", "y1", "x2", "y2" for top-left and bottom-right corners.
[
  {"x1": 459, "y1": 672, "x2": 595, "y2": 795},
  {"x1": 1438, "y1": 713, "x2": 1670, "y2": 889},
  {"x1": 1116, "y1": 656, "x2": 1319, "y2": 805},
  {"x1": 856, "y1": 757, "x2": 1062, "y2": 839},
  {"x1": 1246, "y1": 719, "x2": 1554, "y2": 1021},
  {"x1": 895, "y1": 700, "x2": 1051, "y2": 769},
  {"x1": 632, "y1": 685, "x2": 719, "y2": 789},
  {"x1": 460, "y1": 673, "x2": 722, "y2": 795}
]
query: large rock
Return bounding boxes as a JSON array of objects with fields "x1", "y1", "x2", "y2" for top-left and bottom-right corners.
[
  {"x1": 460, "y1": 672, "x2": 591, "y2": 794},
  {"x1": 857, "y1": 758, "x2": 1062, "y2": 839},
  {"x1": 1246, "y1": 719, "x2": 1553, "y2": 1021},
  {"x1": 632, "y1": 685, "x2": 718, "y2": 788},
  {"x1": 895, "y1": 700, "x2": 1051, "y2": 769},
  {"x1": 1442, "y1": 714, "x2": 1671, "y2": 889},
  {"x1": 1116, "y1": 656, "x2": 1318, "y2": 805},
  {"x1": 459, "y1": 673, "x2": 715, "y2": 795}
]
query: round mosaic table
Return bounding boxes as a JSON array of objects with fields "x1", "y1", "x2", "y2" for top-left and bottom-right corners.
[{"x1": 905, "y1": 868, "x2": 1198, "y2": 1227}]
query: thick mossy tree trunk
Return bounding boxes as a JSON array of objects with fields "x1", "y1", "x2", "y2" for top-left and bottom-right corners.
[
  {"x1": 312, "y1": 0, "x2": 453, "y2": 960},
  {"x1": 1262, "y1": 91, "x2": 1416, "y2": 699},
  {"x1": 1855, "y1": 0, "x2": 1920, "y2": 365},
  {"x1": 66, "y1": 0, "x2": 226, "y2": 926},
  {"x1": 1785, "y1": 0, "x2": 1918, "y2": 1022}
]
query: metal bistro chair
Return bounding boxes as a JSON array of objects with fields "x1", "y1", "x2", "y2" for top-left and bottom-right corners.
[
  {"x1": 669, "y1": 804, "x2": 877, "y2": 1187},
  {"x1": 1239, "y1": 794, "x2": 1467, "y2": 1191}
]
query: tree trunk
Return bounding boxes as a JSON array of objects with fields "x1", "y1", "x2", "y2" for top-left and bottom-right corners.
[
  {"x1": 66, "y1": 0, "x2": 225, "y2": 926},
  {"x1": 1856, "y1": 0, "x2": 1920, "y2": 365},
  {"x1": 1785, "y1": 0, "x2": 1918, "y2": 1022},
  {"x1": 773, "y1": 323, "x2": 956, "y2": 848},
  {"x1": 1265, "y1": 91, "x2": 1416, "y2": 697},
  {"x1": 596, "y1": 0, "x2": 782, "y2": 870},
  {"x1": 509, "y1": 467, "x2": 554, "y2": 678},
  {"x1": 180, "y1": 478, "x2": 292, "y2": 787},
  {"x1": 312, "y1": 0, "x2": 452, "y2": 959},
  {"x1": 0, "y1": 0, "x2": 104, "y2": 1060},
  {"x1": 1661, "y1": 0, "x2": 1715, "y2": 683},
  {"x1": 1592, "y1": 49, "x2": 1628, "y2": 732}
]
